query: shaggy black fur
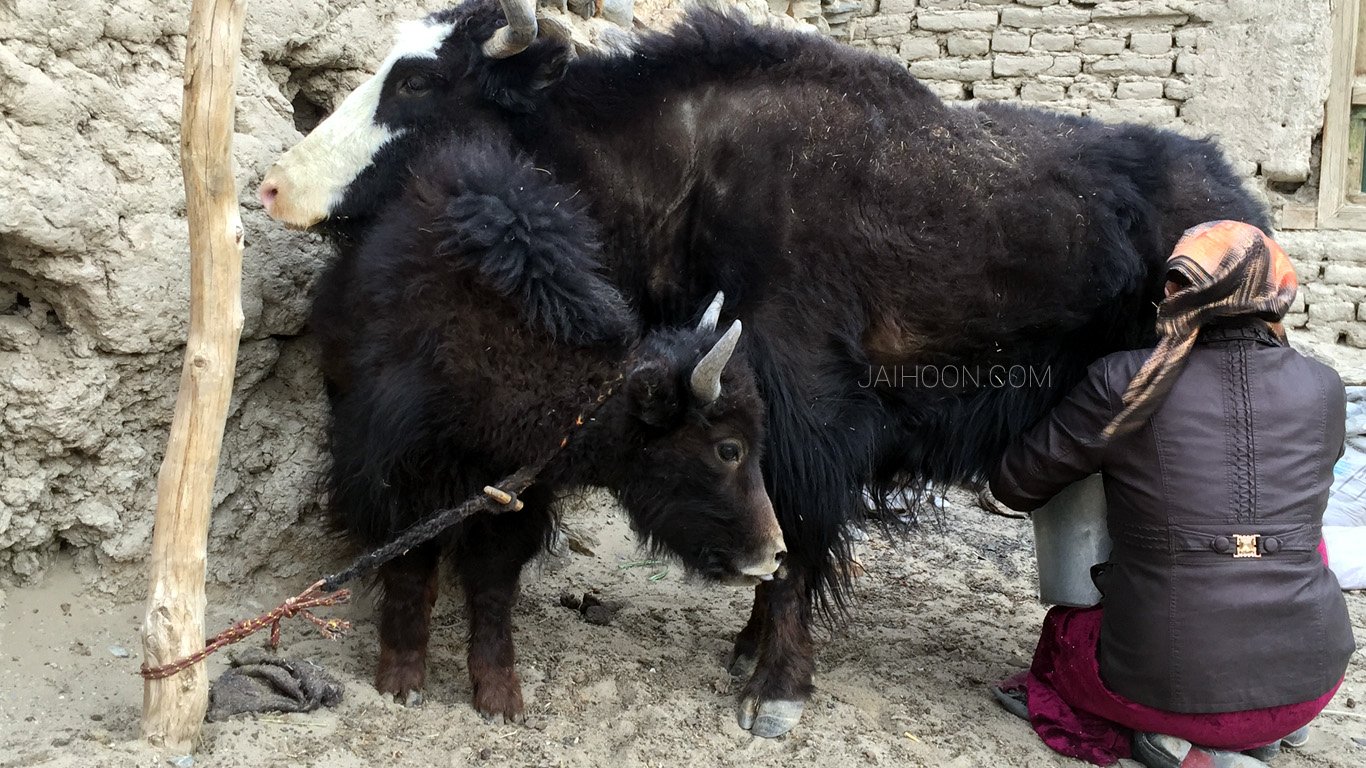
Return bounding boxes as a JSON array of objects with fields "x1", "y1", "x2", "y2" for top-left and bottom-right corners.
[
  {"x1": 306, "y1": 0, "x2": 1269, "y2": 729},
  {"x1": 312, "y1": 137, "x2": 779, "y2": 720}
]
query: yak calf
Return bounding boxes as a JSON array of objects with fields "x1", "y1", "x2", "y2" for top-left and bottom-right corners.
[{"x1": 312, "y1": 137, "x2": 786, "y2": 721}]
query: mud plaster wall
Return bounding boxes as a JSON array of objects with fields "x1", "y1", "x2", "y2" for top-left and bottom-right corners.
[
  {"x1": 0, "y1": 0, "x2": 1356, "y2": 594},
  {"x1": 0, "y1": 0, "x2": 797, "y2": 595}
]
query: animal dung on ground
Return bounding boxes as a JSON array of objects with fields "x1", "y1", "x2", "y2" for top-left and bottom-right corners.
[
  {"x1": 559, "y1": 591, "x2": 620, "y2": 626},
  {"x1": 205, "y1": 648, "x2": 344, "y2": 722}
]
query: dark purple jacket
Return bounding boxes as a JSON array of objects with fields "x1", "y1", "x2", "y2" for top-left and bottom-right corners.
[{"x1": 991, "y1": 323, "x2": 1355, "y2": 713}]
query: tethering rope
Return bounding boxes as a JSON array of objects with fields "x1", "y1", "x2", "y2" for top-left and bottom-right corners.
[{"x1": 139, "y1": 371, "x2": 625, "y2": 680}]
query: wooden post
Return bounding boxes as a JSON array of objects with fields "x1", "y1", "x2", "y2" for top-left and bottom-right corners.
[{"x1": 140, "y1": 0, "x2": 248, "y2": 752}]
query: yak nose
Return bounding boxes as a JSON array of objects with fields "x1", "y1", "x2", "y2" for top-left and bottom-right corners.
[
  {"x1": 739, "y1": 535, "x2": 788, "y2": 581},
  {"x1": 258, "y1": 178, "x2": 280, "y2": 216},
  {"x1": 256, "y1": 164, "x2": 328, "y2": 229}
]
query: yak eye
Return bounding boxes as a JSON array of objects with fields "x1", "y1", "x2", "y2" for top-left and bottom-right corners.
[
  {"x1": 716, "y1": 439, "x2": 744, "y2": 465},
  {"x1": 398, "y1": 74, "x2": 435, "y2": 95}
]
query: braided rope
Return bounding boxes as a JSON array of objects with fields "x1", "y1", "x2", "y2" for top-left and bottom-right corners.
[
  {"x1": 321, "y1": 371, "x2": 623, "y2": 592},
  {"x1": 138, "y1": 370, "x2": 625, "y2": 680},
  {"x1": 139, "y1": 580, "x2": 352, "y2": 680}
]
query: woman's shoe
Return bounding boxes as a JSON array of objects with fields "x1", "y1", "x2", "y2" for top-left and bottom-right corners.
[
  {"x1": 1242, "y1": 725, "x2": 1311, "y2": 761},
  {"x1": 1131, "y1": 731, "x2": 1271, "y2": 768},
  {"x1": 989, "y1": 672, "x2": 1029, "y2": 721},
  {"x1": 1280, "y1": 724, "x2": 1311, "y2": 748}
]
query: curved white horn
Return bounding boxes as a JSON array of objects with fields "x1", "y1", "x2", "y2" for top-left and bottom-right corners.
[
  {"x1": 536, "y1": 14, "x2": 574, "y2": 44},
  {"x1": 483, "y1": 0, "x2": 538, "y2": 59},
  {"x1": 690, "y1": 319, "x2": 742, "y2": 404},
  {"x1": 698, "y1": 291, "x2": 724, "y2": 332}
]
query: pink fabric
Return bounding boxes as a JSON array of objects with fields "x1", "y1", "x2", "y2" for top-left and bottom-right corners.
[{"x1": 1020, "y1": 606, "x2": 1341, "y2": 766}]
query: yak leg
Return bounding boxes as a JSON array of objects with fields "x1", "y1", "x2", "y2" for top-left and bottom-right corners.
[
  {"x1": 726, "y1": 588, "x2": 767, "y2": 678},
  {"x1": 375, "y1": 543, "x2": 441, "y2": 705},
  {"x1": 734, "y1": 568, "x2": 815, "y2": 738},
  {"x1": 455, "y1": 485, "x2": 554, "y2": 723}
]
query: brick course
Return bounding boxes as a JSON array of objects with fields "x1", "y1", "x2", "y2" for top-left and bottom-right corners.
[
  {"x1": 917, "y1": 9, "x2": 1000, "y2": 31},
  {"x1": 947, "y1": 32, "x2": 991, "y2": 56},
  {"x1": 1000, "y1": 6, "x2": 1091, "y2": 27},
  {"x1": 910, "y1": 57, "x2": 995, "y2": 81},
  {"x1": 1115, "y1": 80, "x2": 1164, "y2": 100},
  {"x1": 991, "y1": 30, "x2": 1030, "y2": 52},
  {"x1": 1032, "y1": 32, "x2": 1074, "y2": 51},
  {"x1": 829, "y1": 1, "x2": 1190, "y2": 130},
  {"x1": 993, "y1": 53, "x2": 1054, "y2": 76},
  {"x1": 1129, "y1": 32, "x2": 1172, "y2": 54},
  {"x1": 900, "y1": 36, "x2": 942, "y2": 60}
]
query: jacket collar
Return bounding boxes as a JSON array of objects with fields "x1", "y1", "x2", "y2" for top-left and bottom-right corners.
[{"x1": 1196, "y1": 322, "x2": 1284, "y2": 347}]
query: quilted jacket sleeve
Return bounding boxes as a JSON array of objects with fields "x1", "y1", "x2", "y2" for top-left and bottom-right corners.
[{"x1": 989, "y1": 356, "x2": 1120, "y2": 512}]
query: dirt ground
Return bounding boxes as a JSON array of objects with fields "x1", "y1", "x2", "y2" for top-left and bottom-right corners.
[{"x1": 2, "y1": 488, "x2": 1363, "y2": 768}]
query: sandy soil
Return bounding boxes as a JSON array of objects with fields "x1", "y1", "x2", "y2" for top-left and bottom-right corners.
[{"x1": 2, "y1": 488, "x2": 1363, "y2": 768}]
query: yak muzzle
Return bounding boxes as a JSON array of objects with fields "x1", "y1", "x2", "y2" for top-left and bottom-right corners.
[
  {"x1": 258, "y1": 166, "x2": 327, "y2": 230},
  {"x1": 730, "y1": 531, "x2": 788, "y2": 586}
]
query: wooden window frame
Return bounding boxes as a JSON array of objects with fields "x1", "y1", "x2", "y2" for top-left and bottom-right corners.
[{"x1": 1318, "y1": 0, "x2": 1366, "y2": 229}]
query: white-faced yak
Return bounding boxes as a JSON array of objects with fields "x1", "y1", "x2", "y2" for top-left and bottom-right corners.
[
  {"x1": 311, "y1": 136, "x2": 785, "y2": 721},
  {"x1": 261, "y1": 0, "x2": 1269, "y2": 737}
]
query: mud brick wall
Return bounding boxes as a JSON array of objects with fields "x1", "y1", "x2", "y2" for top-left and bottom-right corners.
[
  {"x1": 844, "y1": 2, "x2": 1199, "y2": 124},
  {"x1": 807, "y1": 0, "x2": 1364, "y2": 365},
  {"x1": 1281, "y1": 231, "x2": 1366, "y2": 359}
]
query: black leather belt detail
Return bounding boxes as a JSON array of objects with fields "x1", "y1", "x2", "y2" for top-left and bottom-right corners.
[
  {"x1": 1111, "y1": 522, "x2": 1319, "y2": 557},
  {"x1": 1210, "y1": 533, "x2": 1280, "y2": 557}
]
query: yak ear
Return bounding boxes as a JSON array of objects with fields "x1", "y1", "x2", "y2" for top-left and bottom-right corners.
[
  {"x1": 477, "y1": 37, "x2": 572, "y2": 114},
  {"x1": 625, "y1": 359, "x2": 681, "y2": 428}
]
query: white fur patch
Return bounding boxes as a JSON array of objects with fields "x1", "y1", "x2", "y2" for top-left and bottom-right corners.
[
  {"x1": 259, "y1": 18, "x2": 456, "y2": 228},
  {"x1": 389, "y1": 18, "x2": 454, "y2": 62}
]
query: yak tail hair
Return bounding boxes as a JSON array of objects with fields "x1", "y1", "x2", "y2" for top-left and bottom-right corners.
[{"x1": 414, "y1": 140, "x2": 635, "y2": 348}]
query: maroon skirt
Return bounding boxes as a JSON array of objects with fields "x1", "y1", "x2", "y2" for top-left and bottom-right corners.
[{"x1": 1012, "y1": 605, "x2": 1340, "y2": 765}]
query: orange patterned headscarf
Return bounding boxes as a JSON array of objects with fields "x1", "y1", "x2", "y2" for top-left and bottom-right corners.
[{"x1": 1102, "y1": 221, "x2": 1298, "y2": 439}]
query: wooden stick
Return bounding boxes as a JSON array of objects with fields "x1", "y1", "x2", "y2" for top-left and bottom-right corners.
[
  {"x1": 140, "y1": 0, "x2": 248, "y2": 753},
  {"x1": 1319, "y1": 708, "x2": 1366, "y2": 719},
  {"x1": 484, "y1": 485, "x2": 526, "y2": 511}
]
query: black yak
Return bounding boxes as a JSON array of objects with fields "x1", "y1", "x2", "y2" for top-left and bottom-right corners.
[
  {"x1": 261, "y1": 0, "x2": 1269, "y2": 736},
  {"x1": 312, "y1": 136, "x2": 785, "y2": 721}
]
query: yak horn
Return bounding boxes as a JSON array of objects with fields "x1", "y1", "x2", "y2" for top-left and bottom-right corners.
[
  {"x1": 698, "y1": 291, "x2": 725, "y2": 332},
  {"x1": 536, "y1": 14, "x2": 574, "y2": 43},
  {"x1": 483, "y1": 0, "x2": 538, "y2": 59},
  {"x1": 690, "y1": 319, "x2": 742, "y2": 404}
]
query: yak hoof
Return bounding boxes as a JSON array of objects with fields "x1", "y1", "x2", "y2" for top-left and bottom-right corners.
[
  {"x1": 726, "y1": 650, "x2": 756, "y2": 678},
  {"x1": 375, "y1": 651, "x2": 426, "y2": 704},
  {"x1": 479, "y1": 707, "x2": 526, "y2": 725},
  {"x1": 737, "y1": 697, "x2": 803, "y2": 738},
  {"x1": 473, "y1": 675, "x2": 525, "y2": 725}
]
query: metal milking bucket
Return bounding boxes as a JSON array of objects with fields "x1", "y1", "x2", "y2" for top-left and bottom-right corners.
[{"x1": 1031, "y1": 473, "x2": 1112, "y2": 607}]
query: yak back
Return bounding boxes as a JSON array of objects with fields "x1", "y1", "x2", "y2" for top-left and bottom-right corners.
[
  {"x1": 462, "y1": 4, "x2": 1270, "y2": 609},
  {"x1": 504, "y1": 9, "x2": 1262, "y2": 354},
  {"x1": 312, "y1": 137, "x2": 635, "y2": 544}
]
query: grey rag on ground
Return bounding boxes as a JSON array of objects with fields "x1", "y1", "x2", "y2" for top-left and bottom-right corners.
[{"x1": 205, "y1": 647, "x2": 344, "y2": 722}]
